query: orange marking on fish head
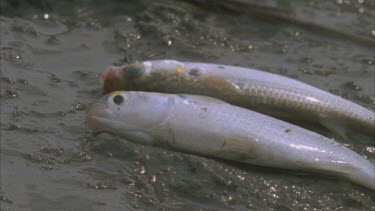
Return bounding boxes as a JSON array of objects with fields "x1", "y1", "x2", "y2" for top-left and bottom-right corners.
[
  {"x1": 100, "y1": 66, "x2": 126, "y2": 93},
  {"x1": 175, "y1": 65, "x2": 184, "y2": 74}
]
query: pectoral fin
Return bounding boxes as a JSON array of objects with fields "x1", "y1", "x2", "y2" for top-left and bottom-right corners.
[
  {"x1": 213, "y1": 136, "x2": 260, "y2": 162},
  {"x1": 123, "y1": 131, "x2": 154, "y2": 145}
]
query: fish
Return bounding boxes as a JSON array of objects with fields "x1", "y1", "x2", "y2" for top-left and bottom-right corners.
[
  {"x1": 99, "y1": 60, "x2": 375, "y2": 137},
  {"x1": 85, "y1": 91, "x2": 375, "y2": 190}
]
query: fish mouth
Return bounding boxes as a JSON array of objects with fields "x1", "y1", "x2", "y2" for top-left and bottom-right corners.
[
  {"x1": 99, "y1": 66, "x2": 111, "y2": 81},
  {"x1": 99, "y1": 66, "x2": 116, "y2": 93},
  {"x1": 98, "y1": 65, "x2": 132, "y2": 93},
  {"x1": 85, "y1": 101, "x2": 112, "y2": 134},
  {"x1": 100, "y1": 64, "x2": 145, "y2": 93}
]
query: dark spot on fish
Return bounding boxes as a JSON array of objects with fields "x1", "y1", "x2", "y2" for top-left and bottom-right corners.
[
  {"x1": 189, "y1": 68, "x2": 200, "y2": 77},
  {"x1": 201, "y1": 107, "x2": 208, "y2": 111},
  {"x1": 122, "y1": 65, "x2": 144, "y2": 80},
  {"x1": 113, "y1": 95, "x2": 124, "y2": 105},
  {"x1": 217, "y1": 66, "x2": 225, "y2": 69},
  {"x1": 285, "y1": 128, "x2": 292, "y2": 133}
]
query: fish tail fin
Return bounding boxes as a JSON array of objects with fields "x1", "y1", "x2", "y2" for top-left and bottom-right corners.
[
  {"x1": 346, "y1": 164, "x2": 375, "y2": 190},
  {"x1": 305, "y1": 157, "x2": 375, "y2": 190}
]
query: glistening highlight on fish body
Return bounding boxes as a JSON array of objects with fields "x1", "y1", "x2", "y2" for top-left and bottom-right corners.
[
  {"x1": 100, "y1": 60, "x2": 375, "y2": 136},
  {"x1": 85, "y1": 91, "x2": 375, "y2": 190}
]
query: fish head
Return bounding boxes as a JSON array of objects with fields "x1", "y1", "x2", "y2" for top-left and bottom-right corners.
[
  {"x1": 100, "y1": 63, "x2": 146, "y2": 93},
  {"x1": 85, "y1": 91, "x2": 173, "y2": 143},
  {"x1": 100, "y1": 61, "x2": 187, "y2": 93}
]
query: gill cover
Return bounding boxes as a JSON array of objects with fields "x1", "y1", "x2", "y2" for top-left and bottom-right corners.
[{"x1": 105, "y1": 91, "x2": 174, "y2": 132}]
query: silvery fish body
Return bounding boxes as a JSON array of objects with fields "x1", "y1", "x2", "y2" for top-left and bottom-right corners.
[
  {"x1": 85, "y1": 91, "x2": 375, "y2": 190},
  {"x1": 100, "y1": 60, "x2": 375, "y2": 136}
]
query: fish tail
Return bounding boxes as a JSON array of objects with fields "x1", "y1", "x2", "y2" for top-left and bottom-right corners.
[{"x1": 346, "y1": 164, "x2": 375, "y2": 190}]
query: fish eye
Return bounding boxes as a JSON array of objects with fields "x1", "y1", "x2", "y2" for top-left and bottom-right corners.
[{"x1": 113, "y1": 94, "x2": 124, "y2": 105}]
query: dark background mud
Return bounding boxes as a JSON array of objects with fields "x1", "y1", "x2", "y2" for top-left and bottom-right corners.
[{"x1": 1, "y1": 0, "x2": 374, "y2": 210}]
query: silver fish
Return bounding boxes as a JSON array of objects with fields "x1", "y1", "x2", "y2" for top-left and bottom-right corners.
[
  {"x1": 86, "y1": 91, "x2": 375, "y2": 190},
  {"x1": 99, "y1": 60, "x2": 375, "y2": 137}
]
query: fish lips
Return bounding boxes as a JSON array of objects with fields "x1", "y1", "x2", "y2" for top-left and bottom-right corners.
[
  {"x1": 85, "y1": 102, "x2": 113, "y2": 135},
  {"x1": 99, "y1": 66, "x2": 114, "y2": 93}
]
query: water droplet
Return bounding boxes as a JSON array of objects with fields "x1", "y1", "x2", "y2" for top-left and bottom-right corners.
[
  {"x1": 343, "y1": 81, "x2": 362, "y2": 91},
  {"x1": 151, "y1": 175, "x2": 157, "y2": 183},
  {"x1": 74, "y1": 103, "x2": 87, "y2": 111},
  {"x1": 0, "y1": 195, "x2": 12, "y2": 204},
  {"x1": 271, "y1": 193, "x2": 279, "y2": 199},
  {"x1": 222, "y1": 195, "x2": 235, "y2": 205},
  {"x1": 300, "y1": 68, "x2": 312, "y2": 75},
  {"x1": 2, "y1": 77, "x2": 15, "y2": 84},
  {"x1": 18, "y1": 79, "x2": 28, "y2": 84},
  {"x1": 137, "y1": 166, "x2": 146, "y2": 175},
  {"x1": 79, "y1": 151, "x2": 93, "y2": 161},
  {"x1": 366, "y1": 146, "x2": 375, "y2": 153},
  {"x1": 49, "y1": 74, "x2": 61, "y2": 83},
  {"x1": 5, "y1": 90, "x2": 18, "y2": 98},
  {"x1": 91, "y1": 181, "x2": 116, "y2": 190},
  {"x1": 42, "y1": 165, "x2": 53, "y2": 170},
  {"x1": 40, "y1": 147, "x2": 64, "y2": 156},
  {"x1": 236, "y1": 175, "x2": 245, "y2": 181}
]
